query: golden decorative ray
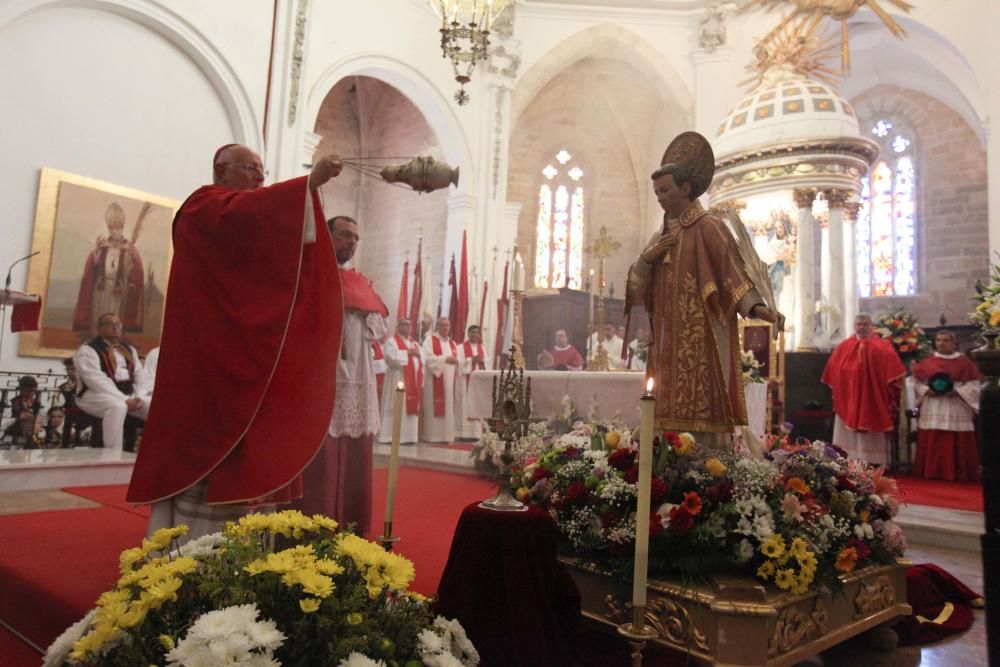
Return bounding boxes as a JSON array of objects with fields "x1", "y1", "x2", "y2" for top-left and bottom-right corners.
[
  {"x1": 740, "y1": 0, "x2": 914, "y2": 72},
  {"x1": 740, "y1": 13, "x2": 842, "y2": 90}
]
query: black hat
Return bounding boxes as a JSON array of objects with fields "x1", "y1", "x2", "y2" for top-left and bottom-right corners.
[{"x1": 17, "y1": 375, "x2": 38, "y2": 390}]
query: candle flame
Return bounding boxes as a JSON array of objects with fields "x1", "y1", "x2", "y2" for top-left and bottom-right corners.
[
  {"x1": 397, "y1": 381, "x2": 405, "y2": 390},
  {"x1": 646, "y1": 378, "x2": 654, "y2": 392}
]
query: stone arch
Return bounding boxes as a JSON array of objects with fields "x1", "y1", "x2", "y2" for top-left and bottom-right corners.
[
  {"x1": 0, "y1": 0, "x2": 261, "y2": 149},
  {"x1": 843, "y1": 13, "x2": 986, "y2": 145},
  {"x1": 510, "y1": 23, "x2": 692, "y2": 131},
  {"x1": 305, "y1": 54, "x2": 476, "y2": 195}
]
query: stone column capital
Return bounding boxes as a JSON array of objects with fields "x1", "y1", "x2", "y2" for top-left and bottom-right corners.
[
  {"x1": 823, "y1": 188, "x2": 851, "y2": 209},
  {"x1": 842, "y1": 201, "x2": 862, "y2": 222},
  {"x1": 793, "y1": 188, "x2": 818, "y2": 209}
]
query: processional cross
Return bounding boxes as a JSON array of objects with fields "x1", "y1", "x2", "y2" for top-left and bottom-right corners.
[{"x1": 584, "y1": 226, "x2": 621, "y2": 372}]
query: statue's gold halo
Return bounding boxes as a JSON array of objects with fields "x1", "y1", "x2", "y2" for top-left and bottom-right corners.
[{"x1": 659, "y1": 131, "x2": 715, "y2": 199}]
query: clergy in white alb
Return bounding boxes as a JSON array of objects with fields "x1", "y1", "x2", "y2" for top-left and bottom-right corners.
[
  {"x1": 422, "y1": 317, "x2": 459, "y2": 443},
  {"x1": 455, "y1": 324, "x2": 490, "y2": 440},
  {"x1": 379, "y1": 318, "x2": 424, "y2": 444},
  {"x1": 587, "y1": 322, "x2": 627, "y2": 370}
]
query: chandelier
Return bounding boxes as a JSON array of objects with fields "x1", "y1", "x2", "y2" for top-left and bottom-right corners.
[{"x1": 429, "y1": 0, "x2": 513, "y2": 105}]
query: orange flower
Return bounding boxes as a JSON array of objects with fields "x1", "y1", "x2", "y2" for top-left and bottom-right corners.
[
  {"x1": 835, "y1": 547, "x2": 859, "y2": 573},
  {"x1": 681, "y1": 491, "x2": 703, "y2": 516},
  {"x1": 784, "y1": 477, "x2": 810, "y2": 495}
]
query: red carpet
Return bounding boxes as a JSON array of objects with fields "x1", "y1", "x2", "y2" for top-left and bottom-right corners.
[
  {"x1": 63, "y1": 484, "x2": 151, "y2": 518},
  {"x1": 894, "y1": 474, "x2": 983, "y2": 512}
]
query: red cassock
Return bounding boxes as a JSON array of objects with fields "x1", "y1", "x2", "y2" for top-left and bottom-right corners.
[
  {"x1": 127, "y1": 176, "x2": 342, "y2": 505},
  {"x1": 911, "y1": 353, "x2": 981, "y2": 481},
  {"x1": 821, "y1": 335, "x2": 905, "y2": 433}
]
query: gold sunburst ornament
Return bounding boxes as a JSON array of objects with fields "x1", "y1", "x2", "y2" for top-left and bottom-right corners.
[{"x1": 741, "y1": 0, "x2": 914, "y2": 72}]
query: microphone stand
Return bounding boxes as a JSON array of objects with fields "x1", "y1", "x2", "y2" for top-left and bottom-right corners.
[{"x1": 0, "y1": 251, "x2": 40, "y2": 366}]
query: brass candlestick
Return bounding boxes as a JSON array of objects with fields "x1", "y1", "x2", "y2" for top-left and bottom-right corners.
[
  {"x1": 616, "y1": 607, "x2": 659, "y2": 667},
  {"x1": 480, "y1": 347, "x2": 531, "y2": 512}
]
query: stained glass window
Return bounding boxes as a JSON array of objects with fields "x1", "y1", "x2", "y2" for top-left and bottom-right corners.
[
  {"x1": 534, "y1": 150, "x2": 586, "y2": 289},
  {"x1": 857, "y1": 118, "x2": 917, "y2": 297}
]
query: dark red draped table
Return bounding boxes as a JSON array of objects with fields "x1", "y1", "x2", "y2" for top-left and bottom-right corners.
[{"x1": 434, "y1": 502, "x2": 581, "y2": 666}]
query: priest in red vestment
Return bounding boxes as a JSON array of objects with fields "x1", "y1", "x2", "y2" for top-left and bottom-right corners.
[
  {"x1": 911, "y1": 330, "x2": 980, "y2": 481},
  {"x1": 127, "y1": 144, "x2": 344, "y2": 540},
  {"x1": 537, "y1": 329, "x2": 584, "y2": 371},
  {"x1": 422, "y1": 317, "x2": 459, "y2": 443},
  {"x1": 456, "y1": 324, "x2": 489, "y2": 439},
  {"x1": 822, "y1": 313, "x2": 905, "y2": 465},
  {"x1": 293, "y1": 215, "x2": 388, "y2": 535}
]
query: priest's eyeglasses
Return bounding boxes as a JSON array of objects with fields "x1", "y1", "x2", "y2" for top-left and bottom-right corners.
[{"x1": 221, "y1": 162, "x2": 268, "y2": 177}]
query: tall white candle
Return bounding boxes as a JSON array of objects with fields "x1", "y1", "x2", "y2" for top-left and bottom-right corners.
[
  {"x1": 384, "y1": 382, "x2": 405, "y2": 525},
  {"x1": 632, "y1": 377, "x2": 655, "y2": 622},
  {"x1": 514, "y1": 257, "x2": 525, "y2": 291}
]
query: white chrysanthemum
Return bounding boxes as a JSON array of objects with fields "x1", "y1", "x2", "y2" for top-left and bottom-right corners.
[
  {"x1": 338, "y1": 653, "x2": 387, "y2": 667},
  {"x1": 418, "y1": 627, "x2": 445, "y2": 654},
  {"x1": 44, "y1": 608, "x2": 96, "y2": 667},
  {"x1": 176, "y1": 532, "x2": 226, "y2": 558},
  {"x1": 167, "y1": 605, "x2": 284, "y2": 667},
  {"x1": 734, "y1": 538, "x2": 754, "y2": 563}
]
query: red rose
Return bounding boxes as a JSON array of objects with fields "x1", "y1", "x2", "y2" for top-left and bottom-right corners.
[
  {"x1": 563, "y1": 480, "x2": 587, "y2": 505},
  {"x1": 669, "y1": 505, "x2": 695, "y2": 535},
  {"x1": 609, "y1": 448, "x2": 636, "y2": 471},
  {"x1": 530, "y1": 467, "x2": 554, "y2": 483},
  {"x1": 650, "y1": 477, "x2": 668, "y2": 504},
  {"x1": 664, "y1": 432, "x2": 681, "y2": 448},
  {"x1": 624, "y1": 466, "x2": 639, "y2": 484}
]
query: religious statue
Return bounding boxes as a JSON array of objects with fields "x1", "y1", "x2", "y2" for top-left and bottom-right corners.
[
  {"x1": 626, "y1": 132, "x2": 780, "y2": 449},
  {"x1": 72, "y1": 201, "x2": 147, "y2": 334},
  {"x1": 698, "y1": 5, "x2": 729, "y2": 52}
]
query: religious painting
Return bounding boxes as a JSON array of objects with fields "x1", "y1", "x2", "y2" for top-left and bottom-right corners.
[
  {"x1": 740, "y1": 319, "x2": 777, "y2": 380},
  {"x1": 19, "y1": 168, "x2": 179, "y2": 358}
]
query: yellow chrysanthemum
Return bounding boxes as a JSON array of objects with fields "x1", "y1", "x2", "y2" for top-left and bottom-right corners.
[
  {"x1": 297, "y1": 570, "x2": 335, "y2": 599},
  {"x1": 311, "y1": 514, "x2": 339, "y2": 533},
  {"x1": 760, "y1": 535, "x2": 786, "y2": 559},
  {"x1": 756, "y1": 561, "x2": 775, "y2": 580},
  {"x1": 315, "y1": 558, "x2": 345, "y2": 577},
  {"x1": 789, "y1": 537, "x2": 809, "y2": 560},
  {"x1": 158, "y1": 635, "x2": 175, "y2": 651},
  {"x1": 408, "y1": 591, "x2": 429, "y2": 603},
  {"x1": 774, "y1": 568, "x2": 796, "y2": 590},
  {"x1": 118, "y1": 547, "x2": 145, "y2": 574},
  {"x1": 299, "y1": 598, "x2": 321, "y2": 613}
]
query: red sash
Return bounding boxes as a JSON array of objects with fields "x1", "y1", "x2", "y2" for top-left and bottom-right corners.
[
  {"x1": 373, "y1": 340, "x2": 385, "y2": 408},
  {"x1": 462, "y1": 341, "x2": 485, "y2": 388},
  {"x1": 396, "y1": 334, "x2": 423, "y2": 415},
  {"x1": 432, "y1": 335, "x2": 456, "y2": 418}
]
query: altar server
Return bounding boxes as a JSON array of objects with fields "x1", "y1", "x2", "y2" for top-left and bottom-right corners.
[
  {"x1": 422, "y1": 317, "x2": 459, "y2": 443},
  {"x1": 379, "y1": 318, "x2": 423, "y2": 444}
]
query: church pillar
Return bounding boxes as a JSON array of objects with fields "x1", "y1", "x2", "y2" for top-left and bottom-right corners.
[
  {"x1": 822, "y1": 188, "x2": 849, "y2": 342},
  {"x1": 263, "y1": 0, "x2": 313, "y2": 181},
  {"x1": 691, "y1": 48, "x2": 736, "y2": 138},
  {"x1": 793, "y1": 188, "x2": 818, "y2": 351},
  {"x1": 842, "y1": 201, "x2": 861, "y2": 335}
]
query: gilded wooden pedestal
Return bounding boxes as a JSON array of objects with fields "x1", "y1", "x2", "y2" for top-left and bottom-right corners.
[{"x1": 562, "y1": 557, "x2": 911, "y2": 666}]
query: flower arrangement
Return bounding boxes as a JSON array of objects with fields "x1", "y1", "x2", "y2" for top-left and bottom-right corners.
[
  {"x1": 512, "y1": 434, "x2": 906, "y2": 593},
  {"x1": 972, "y1": 253, "x2": 1000, "y2": 338},
  {"x1": 44, "y1": 511, "x2": 478, "y2": 667},
  {"x1": 874, "y1": 307, "x2": 930, "y2": 362},
  {"x1": 740, "y1": 349, "x2": 765, "y2": 383}
]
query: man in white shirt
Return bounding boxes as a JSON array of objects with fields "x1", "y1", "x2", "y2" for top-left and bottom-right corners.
[
  {"x1": 422, "y1": 317, "x2": 459, "y2": 443},
  {"x1": 74, "y1": 312, "x2": 150, "y2": 452},
  {"x1": 379, "y1": 318, "x2": 423, "y2": 444},
  {"x1": 455, "y1": 324, "x2": 490, "y2": 440}
]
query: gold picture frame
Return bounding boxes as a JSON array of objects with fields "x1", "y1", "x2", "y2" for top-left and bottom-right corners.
[{"x1": 19, "y1": 168, "x2": 180, "y2": 358}]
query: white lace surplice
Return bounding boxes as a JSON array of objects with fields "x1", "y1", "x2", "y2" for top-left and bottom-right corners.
[{"x1": 329, "y1": 311, "x2": 387, "y2": 438}]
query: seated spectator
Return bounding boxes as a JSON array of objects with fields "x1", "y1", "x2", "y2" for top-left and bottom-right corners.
[
  {"x1": 138, "y1": 346, "x2": 160, "y2": 406},
  {"x1": 537, "y1": 329, "x2": 584, "y2": 371},
  {"x1": 39, "y1": 406, "x2": 66, "y2": 448},
  {"x1": 2, "y1": 376, "x2": 42, "y2": 445},
  {"x1": 74, "y1": 312, "x2": 150, "y2": 452},
  {"x1": 54, "y1": 358, "x2": 78, "y2": 409}
]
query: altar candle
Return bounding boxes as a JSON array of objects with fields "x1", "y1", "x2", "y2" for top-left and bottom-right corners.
[
  {"x1": 632, "y1": 377, "x2": 655, "y2": 621},
  {"x1": 514, "y1": 256, "x2": 525, "y2": 291},
  {"x1": 384, "y1": 382, "x2": 405, "y2": 526},
  {"x1": 588, "y1": 268, "x2": 595, "y2": 325}
]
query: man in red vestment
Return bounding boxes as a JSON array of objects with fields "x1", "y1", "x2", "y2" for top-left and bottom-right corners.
[
  {"x1": 537, "y1": 329, "x2": 584, "y2": 371},
  {"x1": 293, "y1": 215, "x2": 388, "y2": 535},
  {"x1": 822, "y1": 313, "x2": 905, "y2": 465},
  {"x1": 911, "y1": 330, "x2": 980, "y2": 481},
  {"x1": 127, "y1": 144, "x2": 344, "y2": 540},
  {"x1": 422, "y1": 317, "x2": 459, "y2": 443},
  {"x1": 379, "y1": 318, "x2": 423, "y2": 445}
]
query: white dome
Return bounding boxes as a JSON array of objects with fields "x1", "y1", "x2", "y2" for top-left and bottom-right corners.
[{"x1": 714, "y1": 69, "x2": 860, "y2": 159}]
